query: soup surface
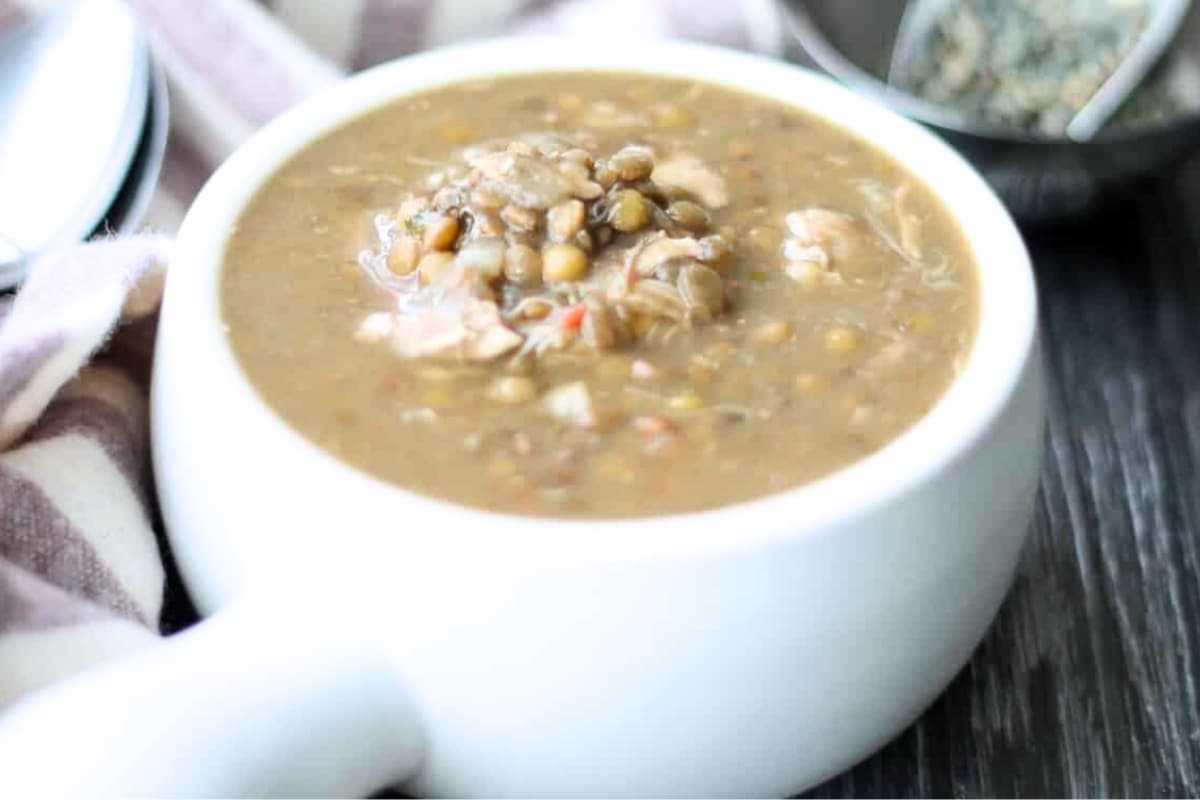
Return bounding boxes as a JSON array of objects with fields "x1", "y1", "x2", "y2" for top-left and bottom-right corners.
[{"x1": 222, "y1": 72, "x2": 979, "y2": 518}]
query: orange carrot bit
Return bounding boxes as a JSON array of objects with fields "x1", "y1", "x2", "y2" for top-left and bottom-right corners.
[{"x1": 560, "y1": 303, "x2": 587, "y2": 331}]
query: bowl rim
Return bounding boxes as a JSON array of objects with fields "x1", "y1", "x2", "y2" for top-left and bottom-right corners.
[
  {"x1": 781, "y1": 2, "x2": 1200, "y2": 146},
  {"x1": 161, "y1": 35, "x2": 1038, "y2": 560}
]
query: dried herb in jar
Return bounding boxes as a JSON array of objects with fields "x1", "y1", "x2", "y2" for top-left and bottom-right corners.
[{"x1": 907, "y1": 0, "x2": 1178, "y2": 135}]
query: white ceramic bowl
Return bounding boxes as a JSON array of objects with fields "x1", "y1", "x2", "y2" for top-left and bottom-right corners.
[{"x1": 0, "y1": 38, "x2": 1043, "y2": 798}]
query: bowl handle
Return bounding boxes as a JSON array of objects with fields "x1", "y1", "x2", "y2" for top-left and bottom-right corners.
[{"x1": 0, "y1": 594, "x2": 425, "y2": 797}]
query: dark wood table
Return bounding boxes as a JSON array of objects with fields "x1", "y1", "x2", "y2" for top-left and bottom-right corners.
[
  {"x1": 161, "y1": 165, "x2": 1200, "y2": 798},
  {"x1": 807, "y1": 164, "x2": 1200, "y2": 797}
]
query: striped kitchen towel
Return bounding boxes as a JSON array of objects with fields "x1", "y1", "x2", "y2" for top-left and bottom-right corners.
[
  {"x1": 0, "y1": 236, "x2": 169, "y2": 706},
  {"x1": 0, "y1": 0, "x2": 781, "y2": 710}
]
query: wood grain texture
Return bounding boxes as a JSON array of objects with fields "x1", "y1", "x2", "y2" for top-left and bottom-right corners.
[
  {"x1": 807, "y1": 164, "x2": 1200, "y2": 797},
  {"x1": 161, "y1": 169, "x2": 1200, "y2": 798}
]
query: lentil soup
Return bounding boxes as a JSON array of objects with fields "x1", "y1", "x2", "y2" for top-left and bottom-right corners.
[{"x1": 221, "y1": 72, "x2": 979, "y2": 518}]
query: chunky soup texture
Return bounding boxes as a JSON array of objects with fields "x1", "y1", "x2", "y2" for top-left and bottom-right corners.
[{"x1": 222, "y1": 72, "x2": 979, "y2": 518}]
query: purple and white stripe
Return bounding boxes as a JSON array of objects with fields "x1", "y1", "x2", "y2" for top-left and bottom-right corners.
[{"x1": 0, "y1": 0, "x2": 24, "y2": 35}]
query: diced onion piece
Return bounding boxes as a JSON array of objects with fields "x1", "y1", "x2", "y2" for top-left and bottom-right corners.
[
  {"x1": 355, "y1": 312, "x2": 395, "y2": 342},
  {"x1": 543, "y1": 381, "x2": 597, "y2": 428},
  {"x1": 455, "y1": 237, "x2": 506, "y2": 278},
  {"x1": 783, "y1": 240, "x2": 830, "y2": 267}
]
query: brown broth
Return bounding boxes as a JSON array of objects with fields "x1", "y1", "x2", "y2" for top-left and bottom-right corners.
[{"x1": 222, "y1": 72, "x2": 979, "y2": 518}]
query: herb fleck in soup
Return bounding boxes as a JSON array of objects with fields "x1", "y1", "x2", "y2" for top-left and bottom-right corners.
[{"x1": 221, "y1": 72, "x2": 979, "y2": 518}]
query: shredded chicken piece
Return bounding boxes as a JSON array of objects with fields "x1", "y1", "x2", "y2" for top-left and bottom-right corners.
[
  {"x1": 384, "y1": 298, "x2": 521, "y2": 360},
  {"x1": 652, "y1": 152, "x2": 729, "y2": 208},
  {"x1": 893, "y1": 183, "x2": 923, "y2": 260},
  {"x1": 514, "y1": 319, "x2": 570, "y2": 359},
  {"x1": 357, "y1": 261, "x2": 522, "y2": 360},
  {"x1": 785, "y1": 209, "x2": 857, "y2": 248},
  {"x1": 628, "y1": 232, "x2": 706, "y2": 277},
  {"x1": 783, "y1": 208, "x2": 873, "y2": 268},
  {"x1": 467, "y1": 151, "x2": 602, "y2": 209},
  {"x1": 622, "y1": 279, "x2": 687, "y2": 322}
]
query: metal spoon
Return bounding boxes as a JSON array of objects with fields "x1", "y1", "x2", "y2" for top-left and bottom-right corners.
[
  {"x1": 99, "y1": 58, "x2": 170, "y2": 240},
  {"x1": 887, "y1": 0, "x2": 1193, "y2": 142},
  {"x1": 0, "y1": 0, "x2": 151, "y2": 288}
]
